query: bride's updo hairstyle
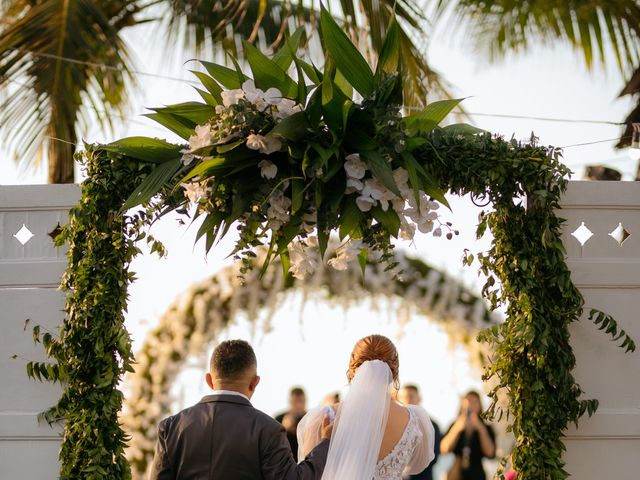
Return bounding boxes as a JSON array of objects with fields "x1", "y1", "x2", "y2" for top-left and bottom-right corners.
[{"x1": 347, "y1": 335, "x2": 399, "y2": 389}]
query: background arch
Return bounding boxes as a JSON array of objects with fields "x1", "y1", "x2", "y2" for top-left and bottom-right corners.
[{"x1": 121, "y1": 248, "x2": 494, "y2": 479}]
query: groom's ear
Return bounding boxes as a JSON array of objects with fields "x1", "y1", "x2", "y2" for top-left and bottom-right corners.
[
  {"x1": 249, "y1": 375, "x2": 260, "y2": 393},
  {"x1": 205, "y1": 372, "x2": 215, "y2": 390}
]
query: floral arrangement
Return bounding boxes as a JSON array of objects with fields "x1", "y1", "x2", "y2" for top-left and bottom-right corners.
[{"x1": 109, "y1": 9, "x2": 465, "y2": 280}]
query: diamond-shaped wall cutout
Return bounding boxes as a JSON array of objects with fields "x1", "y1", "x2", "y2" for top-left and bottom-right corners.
[
  {"x1": 571, "y1": 222, "x2": 593, "y2": 246},
  {"x1": 14, "y1": 224, "x2": 34, "y2": 245},
  {"x1": 609, "y1": 222, "x2": 631, "y2": 246}
]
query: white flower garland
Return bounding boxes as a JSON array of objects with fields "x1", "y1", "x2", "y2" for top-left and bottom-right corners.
[{"x1": 121, "y1": 248, "x2": 496, "y2": 479}]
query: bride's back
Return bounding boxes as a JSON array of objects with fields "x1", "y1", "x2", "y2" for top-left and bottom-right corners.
[{"x1": 378, "y1": 401, "x2": 410, "y2": 460}]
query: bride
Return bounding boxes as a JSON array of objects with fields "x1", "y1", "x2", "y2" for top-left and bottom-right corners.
[{"x1": 297, "y1": 335, "x2": 435, "y2": 479}]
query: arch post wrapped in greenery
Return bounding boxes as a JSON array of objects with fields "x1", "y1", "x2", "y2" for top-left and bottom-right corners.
[{"x1": 30, "y1": 8, "x2": 634, "y2": 480}]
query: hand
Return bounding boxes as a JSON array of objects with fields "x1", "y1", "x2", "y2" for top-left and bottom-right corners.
[
  {"x1": 468, "y1": 412, "x2": 482, "y2": 430},
  {"x1": 320, "y1": 414, "x2": 334, "y2": 441},
  {"x1": 281, "y1": 413, "x2": 298, "y2": 433}
]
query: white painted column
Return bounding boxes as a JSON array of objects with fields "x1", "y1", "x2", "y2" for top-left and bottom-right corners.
[
  {"x1": 0, "y1": 185, "x2": 79, "y2": 479},
  {"x1": 560, "y1": 181, "x2": 640, "y2": 479}
]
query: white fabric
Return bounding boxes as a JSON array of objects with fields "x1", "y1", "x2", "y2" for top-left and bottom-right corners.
[
  {"x1": 209, "y1": 390, "x2": 249, "y2": 401},
  {"x1": 297, "y1": 371, "x2": 436, "y2": 479},
  {"x1": 402, "y1": 405, "x2": 436, "y2": 475},
  {"x1": 321, "y1": 360, "x2": 392, "y2": 479}
]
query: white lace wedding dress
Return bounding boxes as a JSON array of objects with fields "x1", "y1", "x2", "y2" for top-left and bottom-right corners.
[{"x1": 297, "y1": 403, "x2": 435, "y2": 480}]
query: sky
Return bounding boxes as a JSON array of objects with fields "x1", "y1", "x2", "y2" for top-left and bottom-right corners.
[{"x1": 1, "y1": 9, "x2": 637, "y2": 472}]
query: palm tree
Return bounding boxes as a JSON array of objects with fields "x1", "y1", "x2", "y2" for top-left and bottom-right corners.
[
  {"x1": 0, "y1": 0, "x2": 444, "y2": 183},
  {"x1": 432, "y1": 0, "x2": 640, "y2": 148},
  {"x1": 0, "y1": 1, "x2": 141, "y2": 183}
]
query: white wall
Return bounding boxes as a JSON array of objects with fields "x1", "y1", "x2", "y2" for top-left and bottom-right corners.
[
  {"x1": 561, "y1": 182, "x2": 640, "y2": 479},
  {"x1": 0, "y1": 185, "x2": 79, "y2": 479}
]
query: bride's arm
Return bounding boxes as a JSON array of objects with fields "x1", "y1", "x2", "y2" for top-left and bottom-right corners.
[
  {"x1": 296, "y1": 406, "x2": 335, "y2": 461},
  {"x1": 405, "y1": 405, "x2": 436, "y2": 475}
]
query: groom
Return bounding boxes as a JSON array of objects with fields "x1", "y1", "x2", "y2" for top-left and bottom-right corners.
[{"x1": 149, "y1": 339, "x2": 332, "y2": 479}]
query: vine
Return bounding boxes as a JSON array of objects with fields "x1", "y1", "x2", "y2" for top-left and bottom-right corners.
[{"x1": 26, "y1": 9, "x2": 635, "y2": 480}]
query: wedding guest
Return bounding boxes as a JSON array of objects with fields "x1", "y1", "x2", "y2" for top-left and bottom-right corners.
[
  {"x1": 276, "y1": 386, "x2": 307, "y2": 461},
  {"x1": 440, "y1": 391, "x2": 496, "y2": 480},
  {"x1": 149, "y1": 340, "x2": 331, "y2": 479},
  {"x1": 398, "y1": 384, "x2": 441, "y2": 480}
]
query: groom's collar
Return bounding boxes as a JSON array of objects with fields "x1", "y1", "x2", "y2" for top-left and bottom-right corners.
[{"x1": 200, "y1": 391, "x2": 252, "y2": 406}]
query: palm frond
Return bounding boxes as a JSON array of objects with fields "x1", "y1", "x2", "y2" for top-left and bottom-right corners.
[
  {"x1": 434, "y1": 0, "x2": 640, "y2": 75},
  {"x1": 0, "y1": 0, "x2": 140, "y2": 182},
  {"x1": 163, "y1": 0, "x2": 449, "y2": 106}
]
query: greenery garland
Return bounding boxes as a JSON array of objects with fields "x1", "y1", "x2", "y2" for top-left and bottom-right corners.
[
  {"x1": 26, "y1": 8, "x2": 635, "y2": 480},
  {"x1": 122, "y1": 249, "x2": 492, "y2": 479}
]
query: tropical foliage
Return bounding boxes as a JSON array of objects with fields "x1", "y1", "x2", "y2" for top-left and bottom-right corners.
[
  {"x1": 26, "y1": 10, "x2": 635, "y2": 480},
  {"x1": 0, "y1": 0, "x2": 440, "y2": 183},
  {"x1": 108, "y1": 11, "x2": 459, "y2": 280},
  {"x1": 434, "y1": 0, "x2": 640, "y2": 148}
]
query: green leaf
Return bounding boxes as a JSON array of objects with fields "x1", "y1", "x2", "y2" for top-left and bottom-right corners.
[
  {"x1": 339, "y1": 196, "x2": 364, "y2": 240},
  {"x1": 376, "y1": 16, "x2": 400, "y2": 77},
  {"x1": 442, "y1": 123, "x2": 486, "y2": 136},
  {"x1": 242, "y1": 40, "x2": 297, "y2": 98},
  {"x1": 404, "y1": 99, "x2": 464, "y2": 135},
  {"x1": 361, "y1": 150, "x2": 400, "y2": 195},
  {"x1": 272, "y1": 28, "x2": 304, "y2": 71},
  {"x1": 200, "y1": 61, "x2": 246, "y2": 89},
  {"x1": 320, "y1": 6, "x2": 374, "y2": 96},
  {"x1": 371, "y1": 205, "x2": 401, "y2": 237},
  {"x1": 151, "y1": 102, "x2": 216, "y2": 125},
  {"x1": 144, "y1": 112, "x2": 195, "y2": 140},
  {"x1": 291, "y1": 178, "x2": 304, "y2": 214},
  {"x1": 122, "y1": 159, "x2": 182, "y2": 210},
  {"x1": 180, "y1": 157, "x2": 226, "y2": 183},
  {"x1": 190, "y1": 71, "x2": 222, "y2": 104},
  {"x1": 103, "y1": 137, "x2": 183, "y2": 163},
  {"x1": 270, "y1": 112, "x2": 309, "y2": 141}
]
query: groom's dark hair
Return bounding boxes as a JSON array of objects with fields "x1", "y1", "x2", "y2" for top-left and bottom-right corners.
[{"x1": 211, "y1": 340, "x2": 257, "y2": 380}]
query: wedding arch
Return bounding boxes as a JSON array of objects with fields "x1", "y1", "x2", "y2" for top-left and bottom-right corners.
[
  {"x1": 28, "y1": 9, "x2": 635, "y2": 480},
  {"x1": 122, "y1": 250, "x2": 493, "y2": 478}
]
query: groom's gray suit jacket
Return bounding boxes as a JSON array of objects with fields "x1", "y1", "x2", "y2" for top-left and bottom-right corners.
[{"x1": 149, "y1": 393, "x2": 329, "y2": 480}]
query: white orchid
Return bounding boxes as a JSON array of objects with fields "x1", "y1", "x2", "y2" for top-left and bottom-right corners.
[
  {"x1": 181, "y1": 181, "x2": 209, "y2": 204},
  {"x1": 241, "y1": 80, "x2": 283, "y2": 111},
  {"x1": 344, "y1": 153, "x2": 367, "y2": 179},
  {"x1": 179, "y1": 149, "x2": 196, "y2": 166},
  {"x1": 188, "y1": 124, "x2": 213, "y2": 152},
  {"x1": 289, "y1": 241, "x2": 319, "y2": 280},
  {"x1": 246, "y1": 133, "x2": 282, "y2": 154},
  {"x1": 257, "y1": 159, "x2": 278, "y2": 179},
  {"x1": 266, "y1": 190, "x2": 291, "y2": 230},
  {"x1": 273, "y1": 98, "x2": 303, "y2": 120},
  {"x1": 355, "y1": 194, "x2": 376, "y2": 212},
  {"x1": 328, "y1": 239, "x2": 364, "y2": 270},
  {"x1": 399, "y1": 221, "x2": 416, "y2": 241},
  {"x1": 221, "y1": 88, "x2": 245, "y2": 107},
  {"x1": 345, "y1": 177, "x2": 364, "y2": 194}
]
